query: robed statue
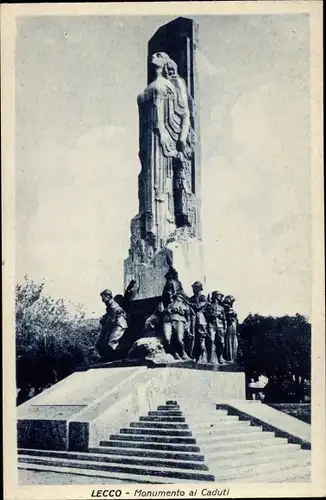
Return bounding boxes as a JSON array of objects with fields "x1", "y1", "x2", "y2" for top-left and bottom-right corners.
[
  {"x1": 223, "y1": 295, "x2": 239, "y2": 362},
  {"x1": 137, "y1": 52, "x2": 196, "y2": 254}
]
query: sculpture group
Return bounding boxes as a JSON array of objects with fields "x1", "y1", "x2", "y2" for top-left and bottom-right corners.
[{"x1": 96, "y1": 268, "x2": 239, "y2": 366}]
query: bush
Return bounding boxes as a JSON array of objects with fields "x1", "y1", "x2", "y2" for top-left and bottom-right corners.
[
  {"x1": 238, "y1": 313, "x2": 311, "y2": 403},
  {"x1": 16, "y1": 276, "x2": 101, "y2": 399}
]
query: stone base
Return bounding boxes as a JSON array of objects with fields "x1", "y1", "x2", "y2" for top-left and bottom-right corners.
[
  {"x1": 17, "y1": 364, "x2": 245, "y2": 452},
  {"x1": 124, "y1": 237, "x2": 205, "y2": 301}
]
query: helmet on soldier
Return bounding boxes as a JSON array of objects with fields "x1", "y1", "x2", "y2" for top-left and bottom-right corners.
[
  {"x1": 192, "y1": 281, "x2": 203, "y2": 292},
  {"x1": 100, "y1": 289, "x2": 113, "y2": 302},
  {"x1": 212, "y1": 290, "x2": 224, "y2": 301}
]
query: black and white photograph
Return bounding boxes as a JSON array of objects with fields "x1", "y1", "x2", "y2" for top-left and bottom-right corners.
[{"x1": 2, "y1": 2, "x2": 324, "y2": 499}]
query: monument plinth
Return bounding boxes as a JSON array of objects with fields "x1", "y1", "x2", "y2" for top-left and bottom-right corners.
[{"x1": 124, "y1": 17, "x2": 205, "y2": 301}]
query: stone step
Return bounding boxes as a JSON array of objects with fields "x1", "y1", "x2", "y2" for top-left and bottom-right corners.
[
  {"x1": 18, "y1": 455, "x2": 215, "y2": 481},
  {"x1": 200, "y1": 436, "x2": 288, "y2": 452},
  {"x1": 149, "y1": 411, "x2": 183, "y2": 417},
  {"x1": 184, "y1": 410, "x2": 228, "y2": 418},
  {"x1": 89, "y1": 446, "x2": 205, "y2": 462},
  {"x1": 188, "y1": 415, "x2": 240, "y2": 424},
  {"x1": 140, "y1": 416, "x2": 186, "y2": 423},
  {"x1": 191, "y1": 420, "x2": 252, "y2": 432},
  {"x1": 214, "y1": 453, "x2": 311, "y2": 481},
  {"x1": 193, "y1": 425, "x2": 263, "y2": 438},
  {"x1": 222, "y1": 451, "x2": 310, "y2": 482},
  {"x1": 110, "y1": 433, "x2": 196, "y2": 444},
  {"x1": 18, "y1": 462, "x2": 211, "y2": 484},
  {"x1": 191, "y1": 420, "x2": 244, "y2": 428},
  {"x1": 204, "y1": 442, "x2": 301, "y2": 461},
  {"x1": 239, "y1": 465, "x2": 311, "y2": 483},
  {"x1": 157, "y1": 405, "x2": 181, "y2": 410},
  {"x1": 18, "y1": 449, "x2": 209, "y2": 471},
  {"x1": 207, "y1": 447, "x2": 306, "y2": 471},
  {"x1": 119, "y1": 427, "x2": 192, "y2": 437},
  {"x1": 131, "y1": 421, "x2": 189, "y2": 429},
  {"x1": 100, "y1": 439, "x2": 200, "y2": 453},
  {"x1": 196, "y1": 429, "x2": 273, "y2": 445}
]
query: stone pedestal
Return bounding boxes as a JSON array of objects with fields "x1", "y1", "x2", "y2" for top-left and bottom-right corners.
[{"x1": 17, "y1": 363, "x2": 245, "y2": 452}]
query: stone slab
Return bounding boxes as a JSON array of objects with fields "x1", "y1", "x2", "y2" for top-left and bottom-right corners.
[
  {"x1": 18, "y1": 405, "x2": 86, "y2": 420},
  {"x1": 17, "y1": 367, "x2": 145, "y2": 410},
  {"x1": 163, "y1": 368, "x2": 245, "y2": 408},
  {"x1": 18, "y1": 419, "x2": 68, "y2": 451}
]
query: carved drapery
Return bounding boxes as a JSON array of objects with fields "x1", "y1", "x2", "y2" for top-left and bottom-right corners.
[{"x1": 128, "y1": 55, "x2": 197, "y2": 265}]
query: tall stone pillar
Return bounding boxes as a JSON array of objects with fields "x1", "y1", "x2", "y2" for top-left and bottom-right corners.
[{"x1": 124, "y1": 17, "x2": 205, "y2": 301}]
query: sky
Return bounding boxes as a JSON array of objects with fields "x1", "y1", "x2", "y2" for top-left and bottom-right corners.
[{"x1": 15, "y1": 14, "x2": 311, "y2": 320}]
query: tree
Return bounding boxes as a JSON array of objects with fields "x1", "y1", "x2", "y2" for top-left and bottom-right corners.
[
  {"x1": 16, "y1": 276, "x2": 101, "y2": 399},
  {"x1": 238, "y1": 313, "x2": 311, "y2": 403}
]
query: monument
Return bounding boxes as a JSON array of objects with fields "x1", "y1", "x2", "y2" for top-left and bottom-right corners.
[
  {"x1": 17, "y1": 16, "x2": 246, "y2": 459},
  {"x1": 124, "y1": 17, "x2": 204, "y2": 303},
  {"x1": 16, "y1": 18, "x2": 312, "y2": 483}
]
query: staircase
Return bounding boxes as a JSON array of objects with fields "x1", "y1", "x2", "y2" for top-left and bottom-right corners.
[
  {"x1": 18, "y1": 401, "x2": 215, "y2": 484},
  {"x1": 185, "y1": 408, "x2": 311, "y2": 482},
  {"x1": 18, "y1": 401, "x2": 311, "y2": 483}
]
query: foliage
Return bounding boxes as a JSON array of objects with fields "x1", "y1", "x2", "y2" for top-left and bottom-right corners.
[
  {"x1": 267, "y1": 403, "x2": 311, "y2": 424},
  {"x1": 16, "y1": 276, "x2": 101, "y2": 393},
  {"x1": 238, "y1": 313, "x2": 311, "y2": 403}
]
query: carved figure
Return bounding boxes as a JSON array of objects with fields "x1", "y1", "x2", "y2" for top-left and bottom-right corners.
[
  {"x1": 162, "y1": 267, "x2": 184, "y2": 308},
  {"x1": 95, "y1": 289, "x2": 128, "y2": 361},
  {"x1": 189, "y1": 281, "x2": 208, "y2": 363},
  {"x1": 223, "y1": 295, "x2": 239, "y2": 362},
  {"x1": 205, "y1": 291, "x2": 227, "y2": 365},
  {"x1": 136, "y1": 52, "x2": 196, "y2": 252},
  {"x1": 162, "y1": 292, "x2": 192, "y2": 360},
  {"x1": 162, "y1": 58, "x2": 196, "y2": 229}
]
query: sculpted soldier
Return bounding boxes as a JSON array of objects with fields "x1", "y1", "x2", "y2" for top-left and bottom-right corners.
[
  {"x1": 95, "y1": 289, "x2": 128, "y2": 361},
  {"x1": 205, "y1": 291, "x2": 227, "y2": 364},
  {"x1": 162, "y1": 267, "x2": 184, "y2": 308},
  {"x1": 189, "y1": 281, "x2": 208, "y2": 363},
  {"x1": 223, "y1": 295, "x2": 239, "y2": 362},
  {"x1": 162, "y1": 292, "x2": 191, "y2": 360}
]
